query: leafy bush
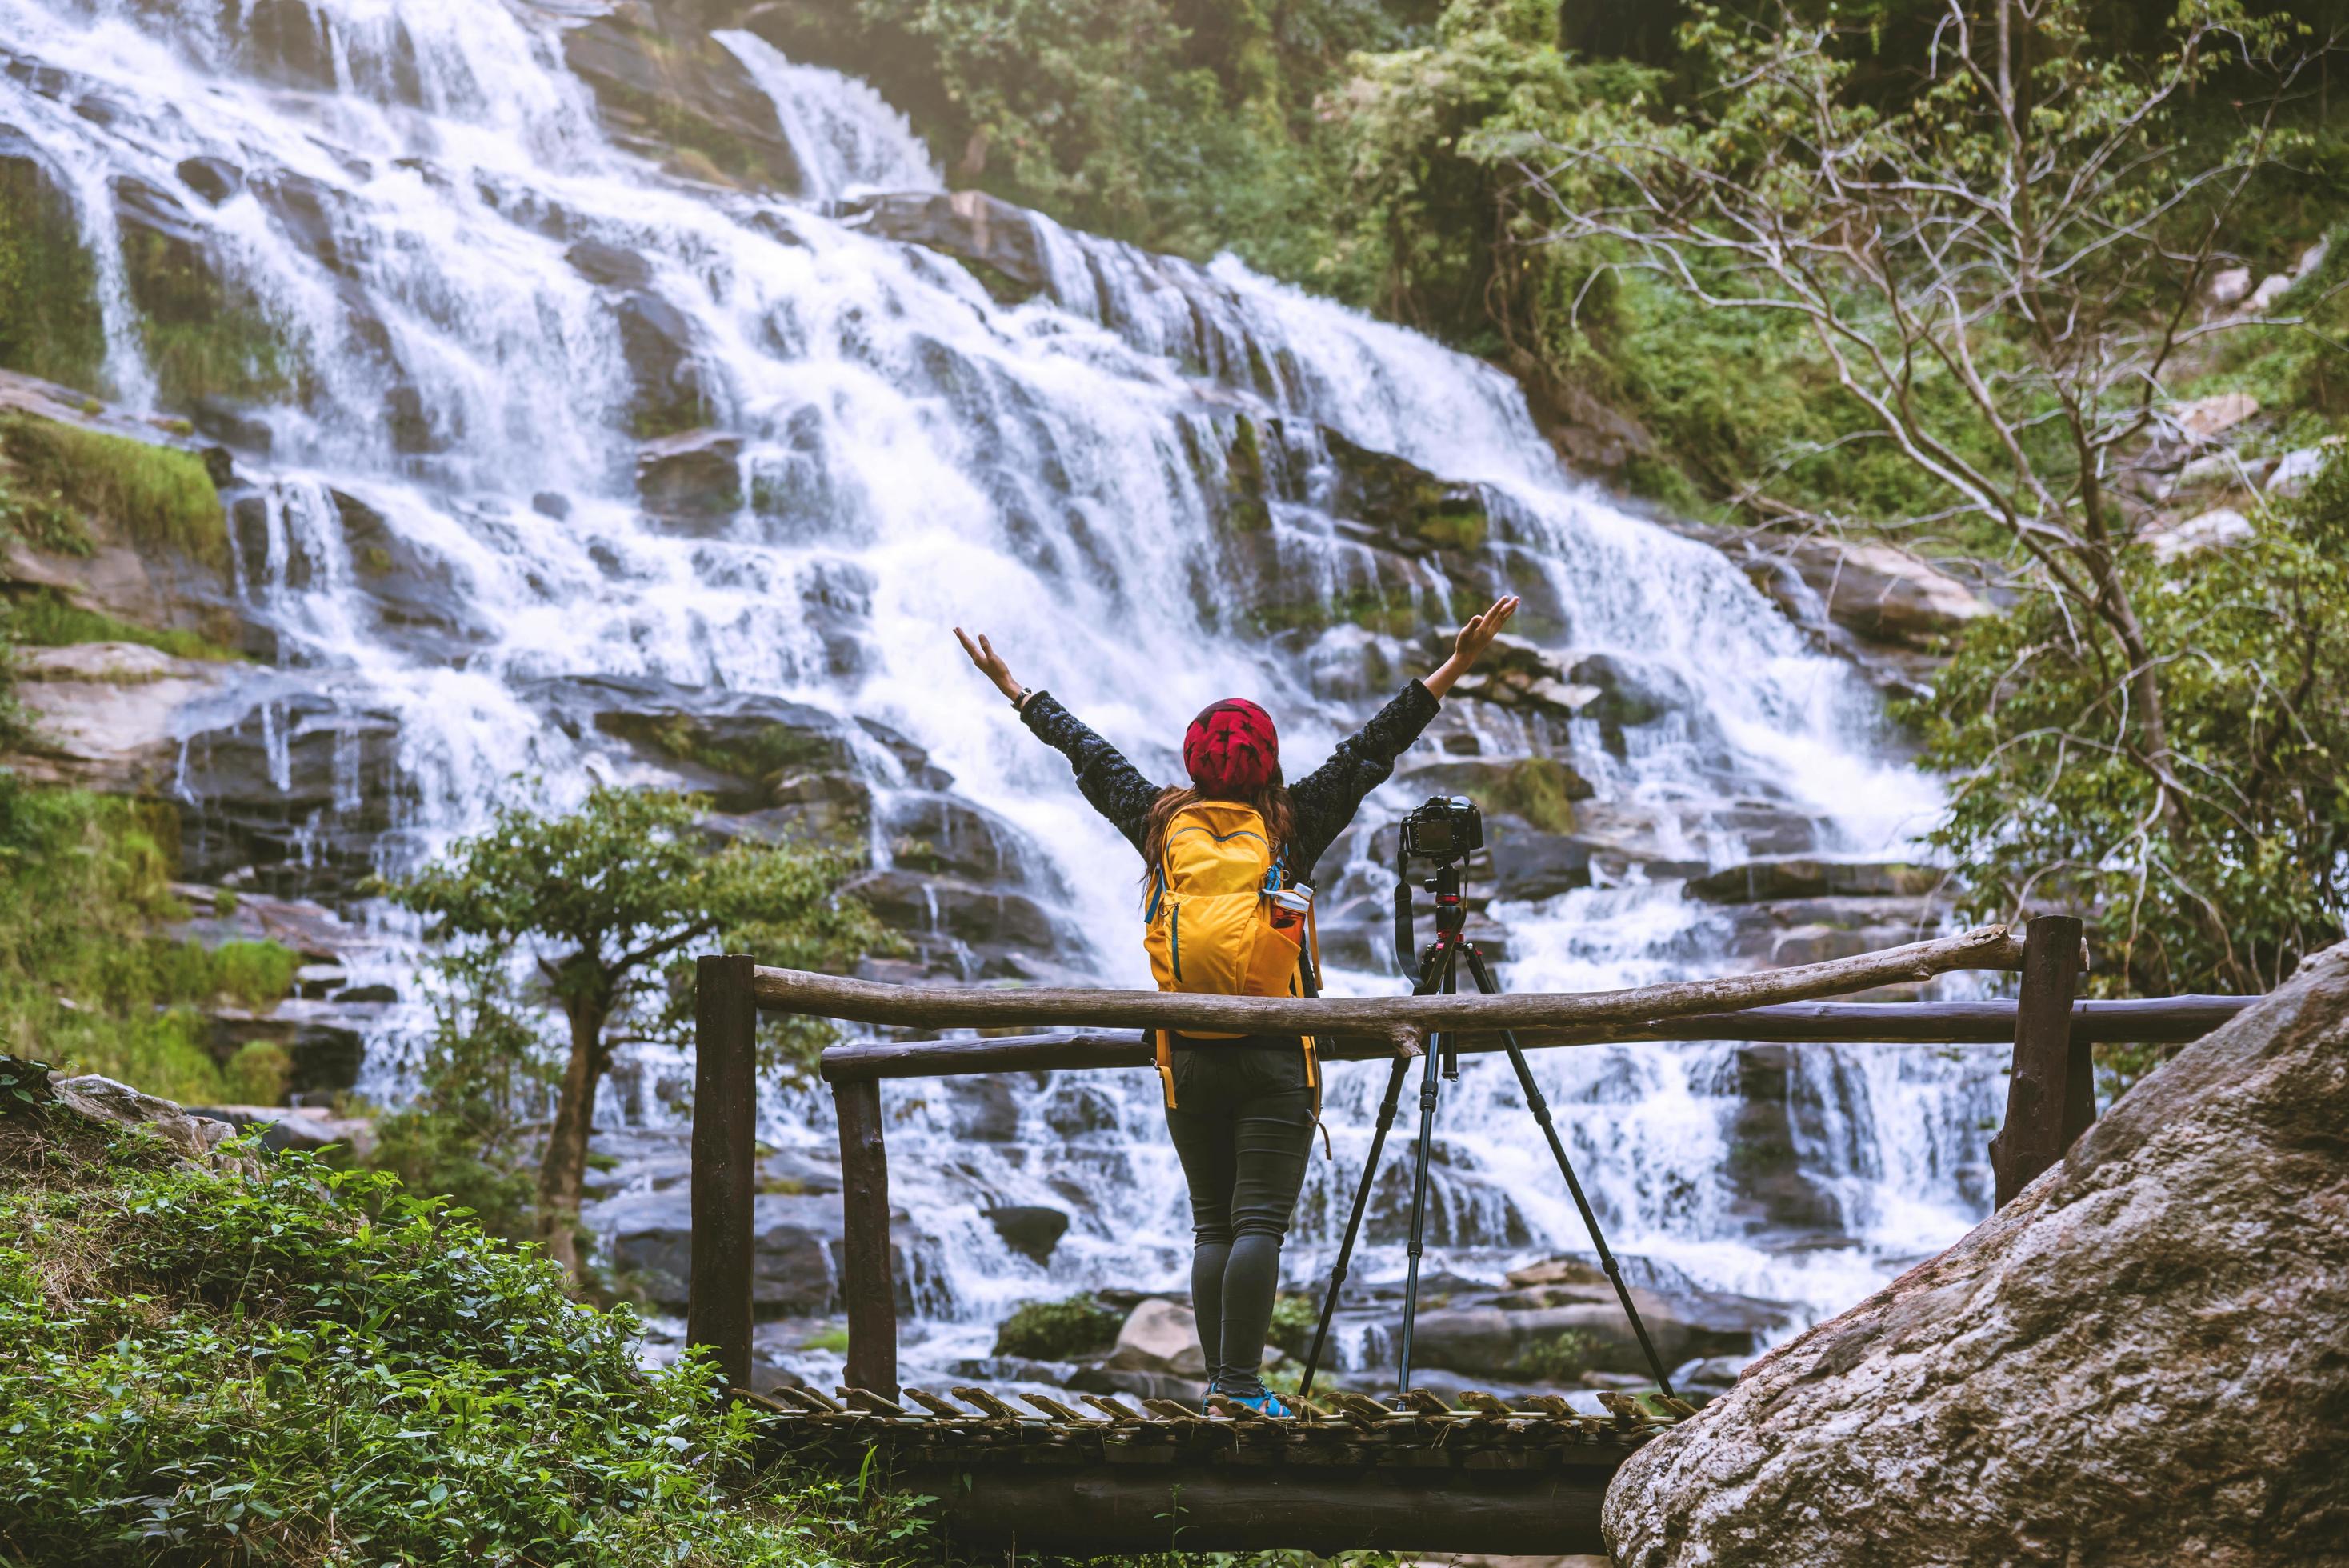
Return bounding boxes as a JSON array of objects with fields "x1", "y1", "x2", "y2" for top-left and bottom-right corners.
[
  {"x1": 222, "y1": 1039, "x2": 293, "y2": 1105},
  {"x1": 0, "y1": 1110, "x2": 930, "y2": 1565},
  {"x1": 379, "y1": 785, "x2": 892, "y2": 1274},
  {"x1": 991, "y1": 1292, "x2": 1123, "y2": 1359}
]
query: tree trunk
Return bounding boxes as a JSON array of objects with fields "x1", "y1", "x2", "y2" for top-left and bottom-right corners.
[
  {"x1": 2075, "y1": 537, "x2": 2178, "y2": 814},
  {"x1": 537, "y1": 991, "x2": 610, "y2": 1277}
]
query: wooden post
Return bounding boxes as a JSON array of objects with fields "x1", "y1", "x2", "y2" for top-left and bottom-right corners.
[
  {"x1": 834, "y1": 1075, "x2": 898, "y2": 1398},
  {"x1": 689, "y1": 953, "x2": 758, "y2": 1393},
  {"x1": 1990, "y1": 914, "x2": 2086, "y2": 1206}
]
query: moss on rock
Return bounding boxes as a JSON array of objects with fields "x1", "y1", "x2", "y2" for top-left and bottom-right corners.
[
  {"x1": 0, "y1": 414, "x2": 227, "y2": 570},
  {"x1": 0, "y1": 154, "x2": 107, "y2": 394}
]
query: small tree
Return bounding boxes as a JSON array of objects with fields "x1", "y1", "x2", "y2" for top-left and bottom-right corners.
[
  {"x1": 386, "y1": 786, "x2": 889, "y2": 1275},
  {"x1": 1507, "y1": 0, "x2": 2337, "y2": 974}
]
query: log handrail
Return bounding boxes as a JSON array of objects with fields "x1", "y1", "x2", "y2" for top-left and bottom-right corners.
[
  {"x1": 814, "y1": 994, "x2": 2254, "y2": 1081},
  {"x1": 690, "y1": 916, "x2": 2249, "y2": 1399},
  {"x1": 758, "y1": 923, "x2": 2029, "y2": 1051}
]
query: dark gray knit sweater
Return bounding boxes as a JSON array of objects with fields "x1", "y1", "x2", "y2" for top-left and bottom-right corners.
[{"x1": 1018, "y1": 680, "x2": 1442, "y2": 887}]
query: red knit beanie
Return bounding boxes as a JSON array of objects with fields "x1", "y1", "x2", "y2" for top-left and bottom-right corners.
[{"x1": 1183, "y1": 698, "x2": 1279, "y2": 794}]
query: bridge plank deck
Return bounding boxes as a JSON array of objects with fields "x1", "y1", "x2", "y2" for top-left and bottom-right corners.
[{"x1": 747, "y1": 1382, "x2": 1675, "y2": 1554}]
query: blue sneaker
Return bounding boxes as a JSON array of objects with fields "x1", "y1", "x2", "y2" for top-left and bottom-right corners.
[{"x1": 1210, "y1": 1383, "x2": 1294, "y2": 1418}]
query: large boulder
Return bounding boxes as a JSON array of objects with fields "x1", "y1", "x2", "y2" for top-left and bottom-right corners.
[
  {"x1": 1408, "y1": 1285, "x2": 1777, "y2": 1382},
  {"x1": 47, "y1": 1073, "x2": 234, "y2": 1162},
  {"x1": 1605, "y1": 940, "x2": 2349, "y2": 1568},
  {"x1": 1104, "y1": 1297, "x2": 1208, "y2": 1378},
  {"x1": 171, "y1": 688, "x2": 404, "y2": 898}
]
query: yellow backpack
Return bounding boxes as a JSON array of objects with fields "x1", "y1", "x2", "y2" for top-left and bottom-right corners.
[{"x1": 1142, "y1": 799, "x2": 1319, "y2": 1110}]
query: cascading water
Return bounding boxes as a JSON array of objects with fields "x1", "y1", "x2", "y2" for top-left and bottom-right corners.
[{"x1": 2, "y1": 0, "x2": 2007, "y2": 1388}]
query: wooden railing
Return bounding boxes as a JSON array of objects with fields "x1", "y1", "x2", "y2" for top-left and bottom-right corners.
[{"x1": 687, "y1": 915, "x2": 2251, "y2": 1397}]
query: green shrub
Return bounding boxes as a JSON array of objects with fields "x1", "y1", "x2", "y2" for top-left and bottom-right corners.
[
  {"x1": 991, "y1": 1292, "x2": 1123, "y2": 1360},
  {"x1": 222, "y1": 1039, "x2": 292, "y2": 1105},
  {"x1": 1267, "y1": 1291, "x2": 1320, "y2": 1358},
  {"x1": 0, "y1": 414, "x2": 226, "y2": 569},
  {"x1": 0, "y1": 1113, "x2": 932, "y2": 1564},
  {"x1": 1514, "y1": 1326, "x2": 1600, "y2": 1384},
  {"x1": 209, "y1": 938, "x2": 300, "y2": 1007}
]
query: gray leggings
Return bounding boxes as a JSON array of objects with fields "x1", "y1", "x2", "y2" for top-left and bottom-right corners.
[{"x1": 1163, "y1": 1037, "x2": 1316, "y2": 1398}]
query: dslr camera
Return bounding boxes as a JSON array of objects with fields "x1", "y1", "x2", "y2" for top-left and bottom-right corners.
[{"x1": 1399, "y1": 794, "x2": 1483, "y2": 864}]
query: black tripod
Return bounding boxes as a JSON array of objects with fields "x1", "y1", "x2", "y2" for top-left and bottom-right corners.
[{"x1": 1297, "y1": 856, "x2": 1676, "y2": 1403}]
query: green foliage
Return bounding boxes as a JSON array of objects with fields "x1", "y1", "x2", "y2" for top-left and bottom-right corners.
[
  {"x1": 1908, "y1": 454, "x2": 2349, "y2": 995},
  {"x1": 1265, "y1": 1290, "x2": 1318, "y2": 1358},
  {"x1": 1513, "y1": 1326, "x2": 1599, "y2": 1383},
  {"x1": 0, "y1": 1118, "x2": 933, "y2": 1565},
  {"x1": 991, "y1": 1291, "x2": 1123, "y2": 1359},
  {"x1": 0, "y1": 414, "x2": 226, "y2": 569},
  {"x1": 208, "y1": 939, "x2": 301, "y2": 1007},
  {"x1": 368, "y1": 946, "x2": 553, "y2": 1244},
  {"x1": 3, "y1": 586, "x2": 245, "y2": 661},
  {"x1": 754, "y1": 0, "x2": 1400, "y2": 276},
  {"x1": 0, "y1": 156, "x2": 107, "y2": 393},
  {"x1": 0, "y1": 776, "x2": 302, "y2": 1104},
  {"x1": 378, "y1": 785, "x2": 890, "y2": 1262},
  {"x1": 384, "y1": 783, "x2": 890, "y2": 1074}
]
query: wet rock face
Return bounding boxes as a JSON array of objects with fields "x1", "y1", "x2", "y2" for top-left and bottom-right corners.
[
  {"x1": 562, "y1": 10, "x2": 803, "y2": 193},
  {"x1": 172, "y1": 691, "x2": 404, "y2": 898},
  {"x1": 1605, "y1": 941, "x2": 2349, "y2": 1568},
  {"x1": 842, "y1": 190, "x2": 1056, "y2": 302}
]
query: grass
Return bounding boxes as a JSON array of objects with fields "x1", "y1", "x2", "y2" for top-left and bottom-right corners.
[
  {"x1": 4, "y1": 586, "x2": 244, "y2": 662},
  {"x1": 0, "y1": 779, "x2": 302, "y2": 1106},
  {"x1": 0, "y1": 414, "x2": 226, "y2": 570},
  {"x1": 0, "y1": 1094, "x2": 936, "y2": 1565}
]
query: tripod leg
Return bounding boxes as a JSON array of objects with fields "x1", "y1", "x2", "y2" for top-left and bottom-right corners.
[
  {"x1": 1461, "y1": 945, "x2": 1677, "y2": 1399},
  {"x1": 1394, "y1": 943, "x2": 1457, "y2": 1400},
  {"x1": 1299, "y1": 940, "x2": 1451, "y2": 1402},
  {"x1": 1298, "y1": 1053, "x2": 1410, "y2": 1401}
]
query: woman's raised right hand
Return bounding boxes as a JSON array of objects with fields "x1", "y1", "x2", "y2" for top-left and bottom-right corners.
[{"x1": 954, "y1": 627, "x2": 1026, "y2": 703}]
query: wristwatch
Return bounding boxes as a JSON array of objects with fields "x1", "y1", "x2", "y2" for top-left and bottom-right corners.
[{"x1": 1010, "y1": 686, "x2": 1035, "y2": 710}]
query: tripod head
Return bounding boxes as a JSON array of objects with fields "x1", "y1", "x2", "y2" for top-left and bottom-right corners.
[{"x1": 1391, "y1": 794, "x2": 1483, "y2": 970}]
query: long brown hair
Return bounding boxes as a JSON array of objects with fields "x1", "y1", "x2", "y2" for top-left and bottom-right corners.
[{"x1": 1141, "y1": 781, "x2": 1296, "y2": 900}]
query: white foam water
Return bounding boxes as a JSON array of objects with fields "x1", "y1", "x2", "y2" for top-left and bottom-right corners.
[{"x1": 1, "y1": 0, "x2": 1999, "y2": 1383}]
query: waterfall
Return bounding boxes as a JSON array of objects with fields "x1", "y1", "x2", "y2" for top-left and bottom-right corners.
[
  {"x1": 0, "y1": 0, "x2": 2003, "y2": 1386},
  {"x1": 714, "y1": 31, "x2": 941, "y2": 204}
]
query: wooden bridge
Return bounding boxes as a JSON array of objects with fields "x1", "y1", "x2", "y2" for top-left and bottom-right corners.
[{"x1": 688, "y1": 915, "x2": 2249, "y2": 1555}]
